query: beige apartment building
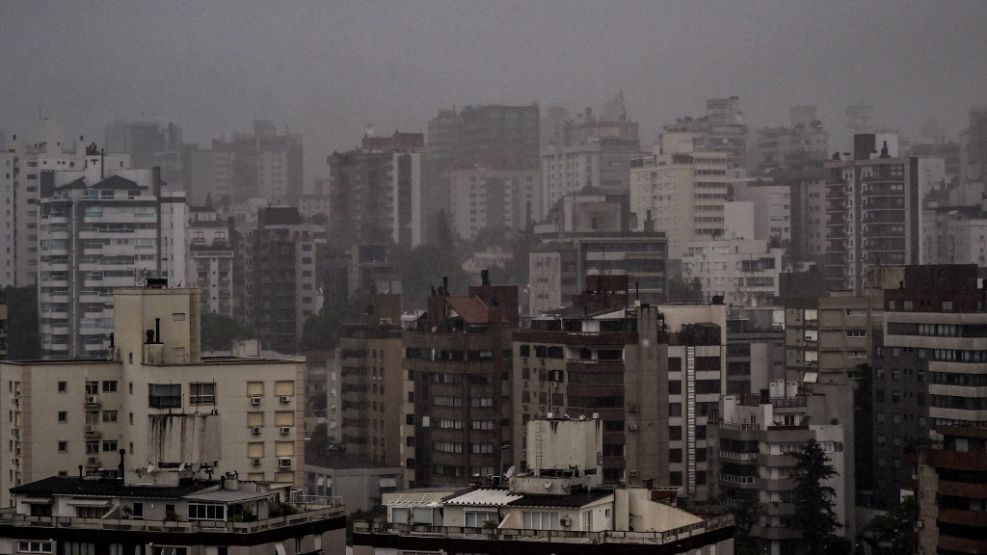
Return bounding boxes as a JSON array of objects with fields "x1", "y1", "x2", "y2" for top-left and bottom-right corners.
[{"x1": 0, "y1": 285, "x2": 305, "y2": 507}]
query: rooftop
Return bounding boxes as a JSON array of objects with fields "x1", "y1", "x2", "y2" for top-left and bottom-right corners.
[{"x1": 10, "y1": 476, "x2": 206, "y2": 499}]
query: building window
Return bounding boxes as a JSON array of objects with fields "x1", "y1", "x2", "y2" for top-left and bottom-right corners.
[
  {"x1": 522, "y1": 511, "x2": 559, "y2": 531},
  {"x1": 102, "y1": 410, "x2": 118, "y2": 423},
  {"x1": 465, "y1": 510, "x2": 499, "y2": 527},
  {"x1": 86, "y1": 381, "x2": 99, "y2": 395},
  {"x1": 189, "y1": 383, "x2": 216, "y2": 404},
  {"x1": 102, "y1": 440, "x2": 118, "y2": 452},
  {"x1": 58, "y1": 411, "x2": 68, "y2": 423},
  {"x1": 188, "y1": 503, "x2": 226, "y2": 520},
  {"x1": 57, "y1": 381, "x2": 67, "y2": 393},
  {"x1": 16, "y1": 542, "x2": 52, "y2": 554},
  {"x1": 102, "y1": 381, "x2": 117, "y2": 393},
  {"x1": 57, "y1": 441, "x2": 67, "y2": 453},
  {"x1": 148, "y1": 384, "x2": 181, "y2": 409}
]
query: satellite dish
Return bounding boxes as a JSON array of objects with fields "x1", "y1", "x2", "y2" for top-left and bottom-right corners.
[
  {"x1": 543, "y1": 480, "x2": 552, "y2": 490},
  {"x1": 504, "y1": 466, "x2": 516, "y2": 479}
]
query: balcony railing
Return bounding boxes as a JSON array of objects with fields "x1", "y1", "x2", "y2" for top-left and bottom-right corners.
[
  {"x1": 354, "y1": 514, "x2": 734, "y2": 545},
  {"x1": 0, "y1": 504, "x2": 344, "y2": 535}
]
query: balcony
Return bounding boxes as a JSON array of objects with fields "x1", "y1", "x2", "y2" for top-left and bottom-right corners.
[{"x1": 719, "y1": 473, "x2": 757, "y2": 486}]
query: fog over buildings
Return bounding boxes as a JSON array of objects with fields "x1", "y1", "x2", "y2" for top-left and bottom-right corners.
[
  {"x1": 3, "y1": 3, "x2": 987, "y2": 554},
  {"x1": 2, "y1": 1, "x2": 986, "y2": 182}
]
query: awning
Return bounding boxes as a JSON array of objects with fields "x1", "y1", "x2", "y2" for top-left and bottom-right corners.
[
  {"x1": 20, "y1": 498, "x2": 52, "y2": 504},
  {"x1": 66, "y1": 499, "x2": 110, "y2": 507}
]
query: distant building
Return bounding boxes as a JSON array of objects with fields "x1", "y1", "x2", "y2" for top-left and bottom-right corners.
[
  {"x1": 104, "y1": 119, "x2": 183, "y2": 170},
  {"x1": 663, "y1": 96, "x2": 749, "y2": 169},
  {"x1": 187, "y1": 205, "x2": 235, "y2": 317},
  {"x1": 823, "y1": 134, "x2": 926, "y2": 292},
  {"x1": 916, "y1": 426, "x2": 987, "y2": 555},
  {"x1": 529, "y1": 191, "x2": 667, "y2": 315},
  {"x1": 960, "y1": 106, "x2": 987, "y2": 184},
  {"x1": 328, "y1": 132, "x2": 425, "y2": 248},
  {"x1": 750, "y1": 106, "x2": 829, "y2": 175},
  {"x1": 211, "y1": 119, "x2": 304, "y2": 204},
  {"x1": 731, "y1": 180, "x2": 793, "y2": 244},
  {"x1": 540, "y1": 93, "x2": 642, "y2": 217},
  {"x1": 680, "y1": 238, "x2": 783, "y2": 307},
  {"x1": 0, "y1": 286, "x2": 306, "y2": 508},
  {"x1": 354, "y1": 415, "x2": 735, "y2": 554},
  {"x1": 0, "y1": 292, "x2": 6, "y2": 360},
  {"x1": 629, "y1": 135, "x2": 731, "y2": 258},
  {"x1": 38, "y1": 157, "x2": 187, "y2": 359},
  {"x1": 243, "y1": 206, "x2": 326, "y2": 353},
  {"x1": 2, "y1": 470, "x2": 344, "y2": 553},
  {"x1": 725, "y1": 306, "x2": 786, "y2": 395},
  {"x1": 426, "y1": 104, "x2": 540, "y2": 238},
  {"x1": 448, "y1": 168, "x2": 539, "y2": 240}
]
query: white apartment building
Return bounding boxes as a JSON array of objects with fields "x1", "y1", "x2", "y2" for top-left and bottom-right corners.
[
  {"x1": 732, "y1": 180, "x2": 792, "y2": 243},
  {"x1": 1, "y1": 129, "x2": 111, "y2": 288},
  {"x1": 0, "y1": 286, "x2": 306, "y2": 507},
  {"x1": 448, "y1": 168, "x2": 538, "y2": 240},
  {"x1": 187, "y1": 206, "x2": 235, "y2": 317},
  {"x1": 681, "y1": 239, "x2": 784, "y2": 307},
  {"x1": 38, "y1": 157, "x2": 186, "y2": 359},
  {"x1": 630, "y1": 133, "x2": 731, "y2": 259}
]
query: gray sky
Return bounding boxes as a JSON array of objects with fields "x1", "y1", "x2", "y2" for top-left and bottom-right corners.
[{"x1": 2, "y1": 1, "x2": 985, "y2": 180}]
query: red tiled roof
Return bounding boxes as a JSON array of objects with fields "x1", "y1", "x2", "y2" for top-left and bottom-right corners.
[{"x1": 446, "y1": 296, "x2": 490, "y2": 324}]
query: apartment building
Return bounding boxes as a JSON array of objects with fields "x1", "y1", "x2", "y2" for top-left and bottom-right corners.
[
  {"x1": 823, "y1": 134, "x2": 924, "y2": 292},
  {"x1": 663, "y1": 96, "x2": 749, "y2": 169},
  {"x1": 337, "y1": 295, "x2": 409, "y2": 471},
  {"x1": 354, "y1": 415, "x2": 735, "y2": 555},
  {"x1": 680, "y1": 238, "x2": 783, "y2": 307},
  {"x1": 0, "y1": 285, "x2": 306, "y2": 508},
  {"x1": 870, "y1": 264, "x2": 987, "y2": 507},
  {"x1": 448, "y1": 168, "x2": 539, "y2": 240},
  {"x1": 916, "y1": 427, "x2": 987, "y2": 555},
  {"x1": 186, "y1": 205, "x2": 235, "y2": 317},
  {"x1": 512, "y1": 296, "x2": 667, "y2": 485},
  {"x1": 1, "y1": 131, "x2": 103, "y2": 288},
  {"x1": 210, "y1": 119, "x2": 304, "y2": 204},
  {"x1": 960, "y1": 106, "x2": 987, "y2": 184},
  {"x1": 709, "y1": 382, "x2": 855, "y2": 555},
  {"x1": 2, "y1": 469, "x2": 344, "y2": 553},
  {"x1": 403, "y1": 277, "x2": 518, "y2": 487},
  {"x1": 749, "y1": 106, "x2": 829, "y2": 175},
  {"x1": 38, "y1": 154, "x2": 187, "y2": 359},
  {"x1": 328, "y1": 132, "x2": 424, "y2": 248},
  {"x1": 243, "y1": 206, "x2": 325, "y2": 353},
  {"x1": 731, "y1": 181, "x2": 794, "y2": 244},
  {"x1": 726, "y1": 306, "x2": 786, "y2": 395},
  {"x1": 629, "y1": 135, "x2": 731, "y2": 258},
  {"x1": 0, "y1": 293, "x2": 6, "y2": 360}
]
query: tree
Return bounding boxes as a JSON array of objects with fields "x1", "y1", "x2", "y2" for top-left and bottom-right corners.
[
  {"x1": 864, "y1": 496, "x2": 917, "y2": 555},
  {"x1": 667, "y1": 276, "x2": 703, "y2": 303},
  {"x1": 395, "y1": 245, "x2": 469, "y2": 311},
  {"x1": 789, "y1": 439, "x2": 847, "y2": 555},
  {"x1": 730, "y1": 493, "x2": 763, "y2": 555},
  {"x1": 200, "y1": 313, "x2": 253, "y2": 352},
  {"x1": 297, "y1": 289, "x2": 375, "y2": 352}
]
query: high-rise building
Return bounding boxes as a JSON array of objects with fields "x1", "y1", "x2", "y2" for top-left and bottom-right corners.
[
  {"x1": 680, "y1": 239, "x2": 784, "y2": 307},
  {"x1": 425, "y1": 104, "x2": 539, "y2": 238},
  {"x1": 38, "y1": 155, "x2": 187, "y2": 359},
  {"x1": 960, "y1": 106, "x2": 987, "y2": 185},
  {"x1": 750, "y1": 106, "x2": 829, "y2": 175},
  {"x1": 869, "y1": 265, "x2": 987, "y2": 507},
  {"x1": 0, "y1": 292, "x2": 7, "y2": 360},
  {"x1": 1, "y1": 128, "x2": 93, "y2": 288},
  {"x1": 328, "y1": 132, "x2": 425, "y2": 248},
  {"x1": 403, "y1": 276, "x2": 518, "y2": 487},
  {"x1": 104, "y1": 120, "x2": 182, "y2": 170},
  {"x1": 0, "y1": 285, "x2": 307, "y2": 507},
  {"x1": 916, "y1": 426, "x2": 987, "y2": 555},
  {"x1": 211, "y1": 120, "x2": 304, "y2": 205},
  {"x1": 730, "y1": 181, "x2": 794, "y2": 244},
  {"x1": 539, "y1": 94, "x2": 641, "y2": 217},
  {"x1": 726, "y1": 306, "x2": 786, "y2": 395},
  {"x1": 710, "y1": 381, "x2": 856, "y2": 555},
  {"x1": 629, "y1": 136, "x2": 730, "y2": 258},
  {"x1": 448, "y1": 168, "x2": 539, "y2": 240},
  {"x1": 242, "y1": 206, "x2": 325, "y2": 354},
  {"x1": 187, "y1": 206, "x2": 235, "y2": 317},
  {"x1": 823, "y1": 134, "x2": 923, "y2": 292},
  {"x1": 663, "y1": 97, "x2": 748, "y2": 169}
]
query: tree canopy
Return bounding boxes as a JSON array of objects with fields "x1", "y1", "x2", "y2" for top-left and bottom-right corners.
[
  {"x1": 200, "y1": 313, "x2": 254, "y2": 352},
  {"x1": 789, "y1": 439, "x2": 850, "y2": 555}
]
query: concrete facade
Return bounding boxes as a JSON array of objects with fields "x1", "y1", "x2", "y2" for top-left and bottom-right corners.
[{"x1": 448, "y1": 168, "x2": 539, "y2": 240}]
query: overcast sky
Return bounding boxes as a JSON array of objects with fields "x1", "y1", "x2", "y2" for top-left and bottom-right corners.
[{"x1": 2, "y1": 1, "x2": 985, "y2": 180}]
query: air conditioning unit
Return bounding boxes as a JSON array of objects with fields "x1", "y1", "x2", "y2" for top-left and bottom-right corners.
[
  {"x1": 252, "y1": 458, "x2": 262, "y2": 467},
  {"x1": 279, "y1": 395, "x2": 292, "y2": 404},
  {"x1": 85, "y1": 425, "x2": 96, "y2": 433},
  {"x1": 628, "y1": 423, "x2": 639, "y2": 431},
  {"x1": 278, "y1": 458, "x2": 293, "y2": 469},
  {"x1": 86, "y1": 395, "x2": 98, "y2": 405},
  {"x1": 279, "y1": 426, "x2": 291, "y2": 436},
  {"x1": 251, "y1": 426, "x2": 262, "y2": 436},
  {"x1": 249, "y1": 397, "x2": 262, "y2": 406},
  {"x1": 559, "y1": 516, "x2": 572, "y2": 527},
  {"x1": 87, "y1": 457, "x2": 99, "y2": 465}
]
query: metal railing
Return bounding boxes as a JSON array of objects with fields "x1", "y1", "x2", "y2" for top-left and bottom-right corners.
[
  {"x1": 353, "y1": 514, "x2": 734, "y2": 545},
  {"x1": 0, "y1": 505, "x2": 344, "y2": 535}
]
